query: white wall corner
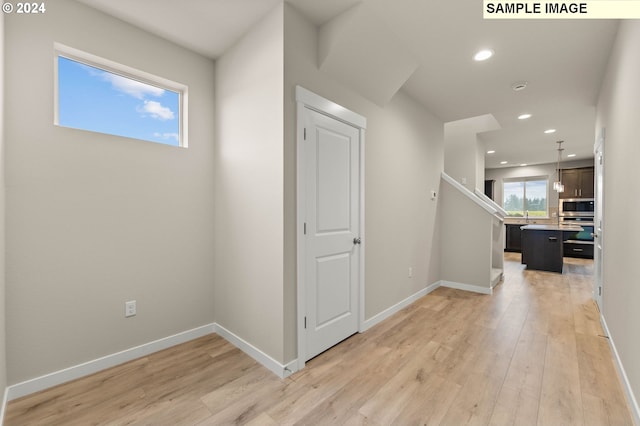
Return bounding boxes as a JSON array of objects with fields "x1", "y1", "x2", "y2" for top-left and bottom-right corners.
[
  {"x1": 213, "y1": 323, "x2": 297, "y2": 379},
  {"x1": 6, "y1": 323, "x2": 299, "y2": 403},
  {"x1": 318, "y1": 3, "x2": 360, "y2": 68},
  {"x1": 440, "y1": 280, "x2": 493, "y2": 295},
  {"x1": 317, "y1": 3, "x2": 418, "y2": 106}
]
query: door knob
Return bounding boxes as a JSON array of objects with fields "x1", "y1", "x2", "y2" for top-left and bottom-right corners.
[{"x1": 353, "y1": 237, "x2": 362, "y2": 245}]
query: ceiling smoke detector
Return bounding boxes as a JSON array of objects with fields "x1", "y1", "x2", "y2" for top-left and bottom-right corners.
[{"x1": 511, "y1": 81, "x2": 528, "y2": 91}]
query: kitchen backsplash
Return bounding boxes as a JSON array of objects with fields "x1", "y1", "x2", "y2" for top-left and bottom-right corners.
[{"x1": 504, "y1": 207, "x2": 560, "y2": 224}]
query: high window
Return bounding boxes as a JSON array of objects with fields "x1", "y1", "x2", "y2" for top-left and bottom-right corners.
[
  {"x1": 54, "y1": 43, "x2": 188, "y2": 147},
  {"x1": 503, "y1": 176, "x2": 549, "y2": 218}
]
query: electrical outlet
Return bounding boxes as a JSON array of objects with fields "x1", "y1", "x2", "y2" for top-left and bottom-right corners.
[
  {"x1": 125, "y1": 300, "x2": 136, "y2": 317},
  {"x1": 408, "y1": 267, "x2": 413, "y2": 278}
]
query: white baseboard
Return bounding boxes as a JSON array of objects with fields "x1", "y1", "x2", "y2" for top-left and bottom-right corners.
[
  {"x1": 361, "y1": 281, "x2": 441, "y2": 332},
  {"x1": 600, "y1": 315, "x2": 640, "y2": 425},
  {"x1": 440, "y1": 280, "x2": 493, "y2": 295},
  {"x1": 7, "y1": 323, "x2": 216, "y2": 401},
  {"x1": 213, "y1": 323, "x2": 296, "y2": 379},
  {"x1": 2, "y1": 278, "x2": 492, "y2": 406}
]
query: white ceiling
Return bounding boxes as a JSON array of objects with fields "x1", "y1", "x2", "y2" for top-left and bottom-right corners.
[{"x1": 75, "y1": 0, "x2": 619, "y2": 169}]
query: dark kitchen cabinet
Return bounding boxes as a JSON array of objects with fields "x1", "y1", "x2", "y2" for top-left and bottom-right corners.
[
  {"x1": 561, "y1": 167, "x2": 594, "y2": 198},
  {"x1": 521, "y1": 229, "x2": 563, "y2": 273},
  {"x1": 505, "y1": 224, "x2": 522, "y2": 252},
  {"x1": 562, "y1": 229, "x2": 594, "y2": 259},
  {"x1": 564, "y1": 241, "x2": 594, "y2": 258},
  {"x1": 579, "y1": 168, "x2": 594, "y2": 197}
]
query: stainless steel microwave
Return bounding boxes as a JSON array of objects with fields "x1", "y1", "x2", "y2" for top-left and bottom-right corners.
[{"x1": 559, "y1": 198, "x2": 594, "y2": 217}]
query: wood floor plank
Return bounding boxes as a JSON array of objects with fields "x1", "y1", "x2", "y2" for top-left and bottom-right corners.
[
  {"x1": 439, "y1": 372, "x2": 505, "y2": 426},
  {"x1": 489, "y1": 384, "x2": 539, "y2": 426},
  {"x1": 112, "y1": 398, "x2": 213, "y2": 426},
  {"x1": 5, "y1": 253, "x2": 634, "y2": 425},
  {"x1": 538, "y1": 335, "x2": 585, "y2": 425},
  {"x1": 357, "y1": 349, "x2": 436, "y2": 424},
  {"x1": 389, "y1": 372, "x2": 460, "y2": 425},
  {"x1": 292, "y1": 344, "x2": 404, "y2": 425},
  {"x1": 576, "y1": 333, "x2": 632, "y2": 425}
]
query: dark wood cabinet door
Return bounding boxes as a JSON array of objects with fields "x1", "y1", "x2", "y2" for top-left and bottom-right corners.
[
  {"x1": 561, "y1": 169, "x2": 580, "y2": 198},
  {"x1": 560, "y1": 167, "x2": 594, "y2": 198},
  {"x1": 580, "y1": 168, "x2": 594, "y2": 198},
  {"x1": 522, "y1": 229, "x2": 563, "y2": 273},
  {"x1": 505, "y1": 224, "x2": 522, "y2": 252}
]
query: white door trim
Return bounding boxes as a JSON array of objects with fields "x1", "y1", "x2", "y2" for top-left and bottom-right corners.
[
  {"x1": 593, "y1": 128, "x2": 605, "y2": 310},
  {"x1": 295, "y1": 86, "x2": 366, "y2": 371}
]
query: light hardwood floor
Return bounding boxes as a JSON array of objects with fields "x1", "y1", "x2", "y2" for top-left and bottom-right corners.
[{"x1": 5, "y1": 253, "x2": 634, "y2": 425}]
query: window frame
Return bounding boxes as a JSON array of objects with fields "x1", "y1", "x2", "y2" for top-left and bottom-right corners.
[
  {"x1": 502, "y1": 175, "x2": 550, "y2": 218},
  {"x1": 53, "y1": 42, "x2": 189, "y2": 148}
]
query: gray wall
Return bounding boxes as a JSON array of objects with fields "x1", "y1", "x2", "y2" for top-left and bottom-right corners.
[
  {"x1": 2, "y1": 0, "x2": 444, "y2": 386},
  {"x1": 444, "y1": 115, "x2": 499, "y2": 192},
  {"x1": 214, "y1": 4, "x2": 286, "y2": 363},
  {"x1": 284, "y1": 4, "x2": 444, "y2": 361},
  {"x1": 440, "y1": 181, "x2": 492, "y2": 289},
  {"x1": 5, "y1": 0, "x2": 216, "y2": 384},
  {"x1": 596, "y1": 20, "x2": 640, "y2": 416}
]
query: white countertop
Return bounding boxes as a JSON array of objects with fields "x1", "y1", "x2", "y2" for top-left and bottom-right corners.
[{"x1": 520, "y1": 224, "x2": 584, "y2": 231}]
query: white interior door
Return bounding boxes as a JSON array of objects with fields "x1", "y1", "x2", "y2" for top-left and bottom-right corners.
[
  {"x1": 594, "y1": 132, "x2": 604, "y2": 310},
  {"x1": 304, "y1": 107, "x2": 360, "y2": 361}
]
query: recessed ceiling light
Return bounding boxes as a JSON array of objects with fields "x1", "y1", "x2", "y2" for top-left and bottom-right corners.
[
  {"x1": 544, "y1": 129, "x2": 556, "y2": 134},
  {"x1": 474, "y1": 49, "x2": 494, "y2": 61},
  {"x1": 567, "y1": 153, "x2": 576, "y2": 158},
  {"x1": 487, "y1": 150, "x2": 496, "y2": 154},
  {"x1": 518, "y1": 113, "x2": 532, "y2": 120},
  {"x1": 500, "y1": 161, "x2": 508, "y2": 164},
  {"x1": 511, "y1": 81, "x2": 528, "y2": 91},
  {"x1": 520, "y1": 163, "x2": 528, "y2": 167}
]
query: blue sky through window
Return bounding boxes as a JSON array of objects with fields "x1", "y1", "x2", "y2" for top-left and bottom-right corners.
[{"x1": 58, "y1": 56, "x2": 181, "y2": 146}]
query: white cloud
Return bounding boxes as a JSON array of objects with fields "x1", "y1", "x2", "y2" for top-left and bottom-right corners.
[
  {"x1": 80, "y1": 63, "x2": 165, "y2": 99},
  {"x1": 138, "y1": 100, "x2": 175, "y2": 121},
  {"x1": 104, "y1": 74, "x2": 165, "y2": 99},
  {"x1": 153, "y1": 132, "x2": 180, "y2": 142}
]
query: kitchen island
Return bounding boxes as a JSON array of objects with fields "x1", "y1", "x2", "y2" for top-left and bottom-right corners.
[{"x1": 520, "y1": 224, "x2": 583, "y2": 273}]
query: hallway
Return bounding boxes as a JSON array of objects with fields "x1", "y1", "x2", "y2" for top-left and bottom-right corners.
[{"x1": 5, "y1": 254, "x2": 633, "y2": 425}]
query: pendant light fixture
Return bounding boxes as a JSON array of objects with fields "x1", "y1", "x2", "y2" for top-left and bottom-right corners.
[{"x1": 553, "y1": 140, "x2": 565, "y2": 193}]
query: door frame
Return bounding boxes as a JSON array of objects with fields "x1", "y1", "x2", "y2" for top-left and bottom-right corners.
[
  {"x1": 593, "y1": 128, "x2": 605, "y2": 310},
  {"x1": 295, "y1": 86, "x2": 367, "y2": 371}
]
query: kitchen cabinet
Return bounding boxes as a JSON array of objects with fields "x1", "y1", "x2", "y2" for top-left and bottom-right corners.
[
  {"x1": 521, "y1": 226, "x2": 564, "y2": 273},
  {"x1": 563, "y1": 241, "x2": 594, "y2": 258},
  {"x1": 561, "y1": 167, "x2": 594, "y2": 198},
  {"x1": 505, "y1": 224, "x2": 522, "y2": 252},
  {"x1": 562, "y1": 229, "x2": 594, "y2": 259}
]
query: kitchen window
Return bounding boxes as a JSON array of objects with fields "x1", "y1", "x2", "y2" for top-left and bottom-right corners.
[
  {"x1": 503, "y1": 176, "x2": 548, "y2": 218},
  {"x1": 54, "y1": 43, "x2": 188, "y2": 147}
]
